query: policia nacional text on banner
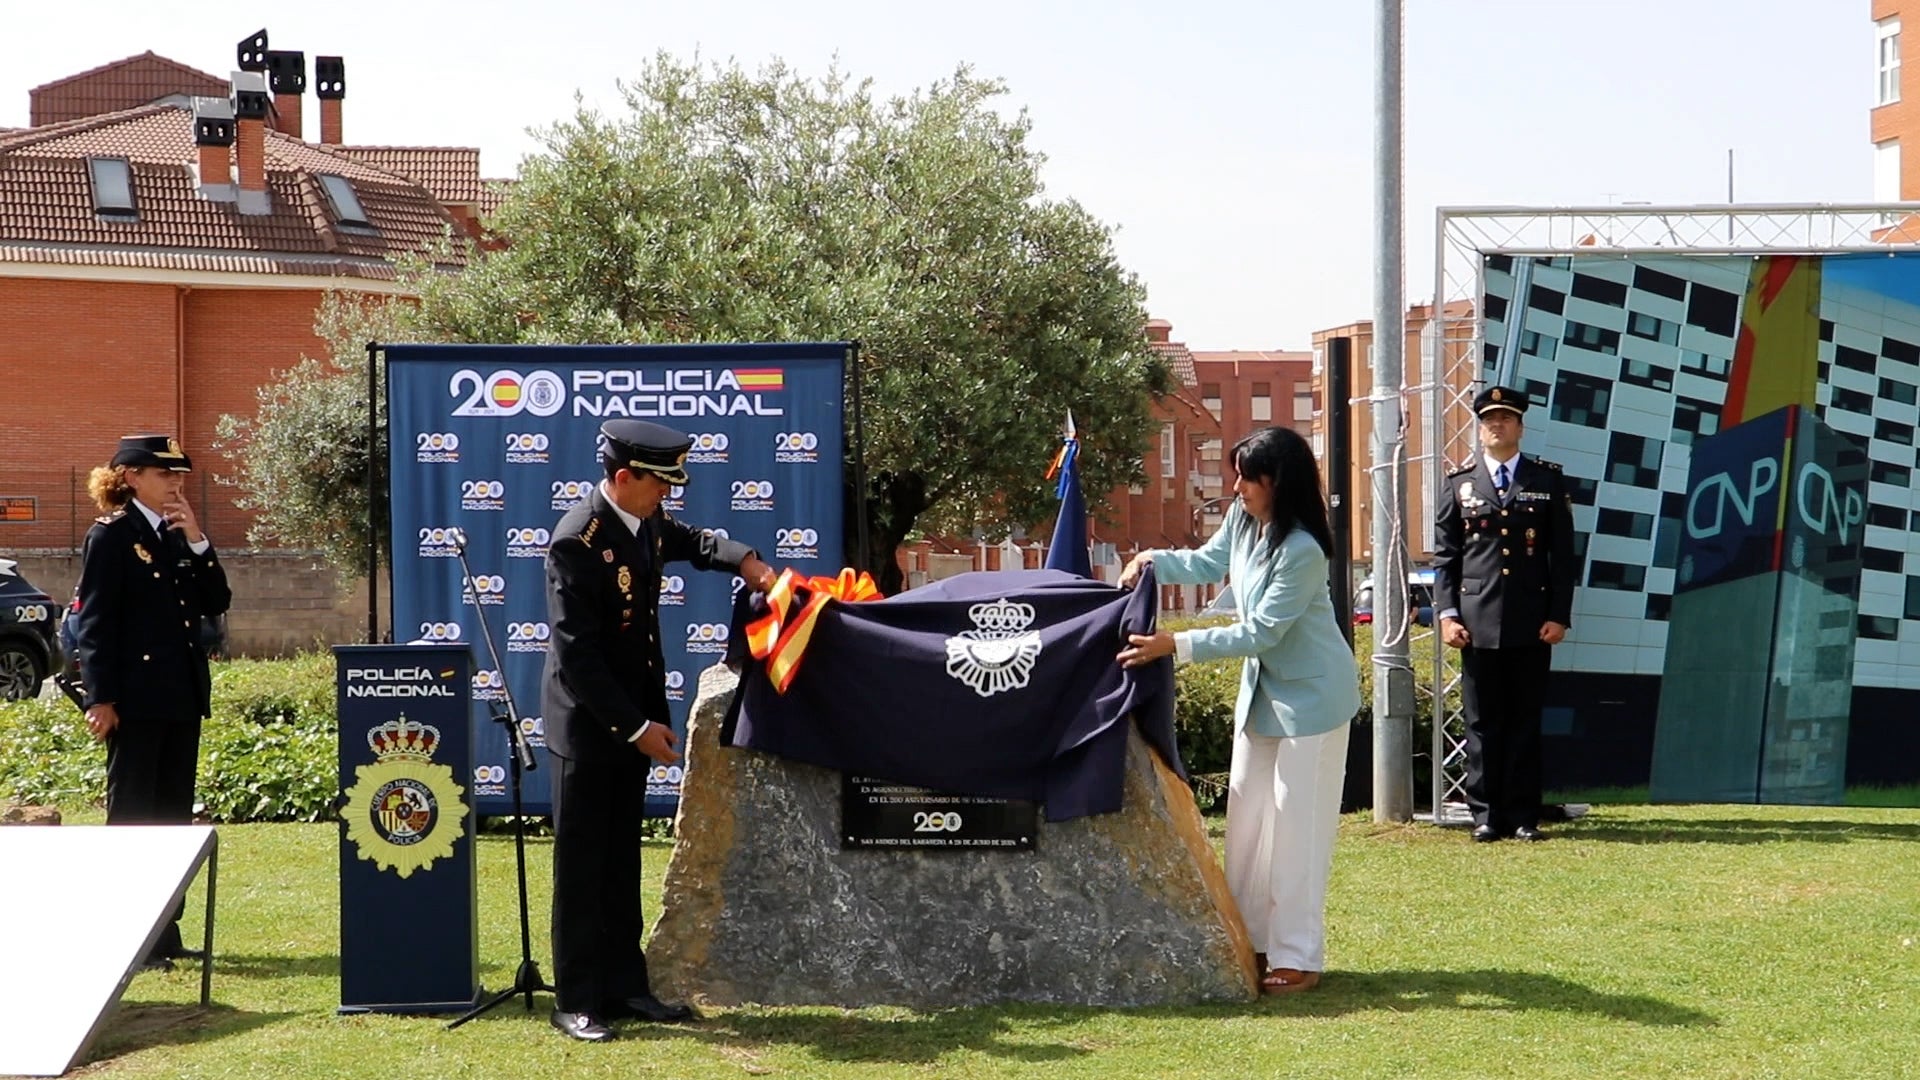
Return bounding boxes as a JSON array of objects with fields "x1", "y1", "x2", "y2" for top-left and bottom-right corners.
[{"x1": 386, "y1": 343, "x2": 848, "y2": 817}]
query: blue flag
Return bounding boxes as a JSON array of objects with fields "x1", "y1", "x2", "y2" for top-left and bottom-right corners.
[{"x1": 1043, "y1": 417, "x2": 1092, "y2": 578}]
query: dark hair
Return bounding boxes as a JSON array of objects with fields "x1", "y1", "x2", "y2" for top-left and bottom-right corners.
[{"x1": 1230, "y1": 426, "x2": 1334, "y2": 560}]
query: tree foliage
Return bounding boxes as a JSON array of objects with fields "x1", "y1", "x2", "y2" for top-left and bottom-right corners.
[{"x1": 224, "y1": 55, "x2": 1169, "y2": 589}]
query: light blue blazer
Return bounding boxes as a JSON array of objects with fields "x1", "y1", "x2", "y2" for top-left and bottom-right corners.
[{"x1": 1151, "y1": 507, "x2": 1361, "y2": 739}]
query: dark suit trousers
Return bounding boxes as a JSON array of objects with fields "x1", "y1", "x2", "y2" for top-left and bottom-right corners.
[
  {"x1": 105, "y1": 712, "x2": 202, "y2": 955},
  {"x1": 1460, "y1": 645, "x2": 1549, "y2": 833},
  {"x1": 549, "y1": 747, "x2": 651, "y2": 1013}
]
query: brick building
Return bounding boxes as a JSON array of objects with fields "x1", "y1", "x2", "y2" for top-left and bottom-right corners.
[
  {"x1": 1310, "y1": 301, "x2": 1475, "y2": 569},
  {"x1": 0, "y1": 41, "x2": 504, "y2": 651}
]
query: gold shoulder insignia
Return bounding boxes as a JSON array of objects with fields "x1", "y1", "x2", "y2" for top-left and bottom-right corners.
[
  {"x1": 94, "y1": 508, "x2": 127, "y2": 525},
  {"x1": 1536, "y1": 459, "x2": 1564, "y2": 472},
  {"x1": 581, "y1": 517, "x2": 601, "y2": 545},
  {"x1": 1446, "y1": 462, "x2": 1476, "y2": 478}
]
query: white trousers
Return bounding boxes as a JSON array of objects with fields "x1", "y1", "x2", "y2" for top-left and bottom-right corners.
[{"x1": 1224, "y1": 721, "x2": 1350, "y2": 971}]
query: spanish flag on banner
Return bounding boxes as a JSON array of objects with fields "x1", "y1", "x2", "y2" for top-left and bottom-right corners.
[{"x1": 732, "y1": 368, "x2": 785, "y2": 392}]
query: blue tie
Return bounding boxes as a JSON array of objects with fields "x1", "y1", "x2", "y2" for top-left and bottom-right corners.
[{"x1": 1494, "y1": 463, "x2": 1509, "y2": 500}]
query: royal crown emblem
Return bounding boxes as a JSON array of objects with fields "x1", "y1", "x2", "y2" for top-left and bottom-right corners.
[
  {"x1": 944, "y1": 598, "x2": 1044, "y2": 698},
  {"x1": 341, "y1": 712, "x2": 468, "y2": 879},
  {"x1": 368, "y1": 715, "x2": 441, "y2": 759}
]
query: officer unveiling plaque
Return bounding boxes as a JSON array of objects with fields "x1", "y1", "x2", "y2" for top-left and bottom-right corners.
[{"x1": 649, "y1": 665, "x2": 1257, "y2": 1008}]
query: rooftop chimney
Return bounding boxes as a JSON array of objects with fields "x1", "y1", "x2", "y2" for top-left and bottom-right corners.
[
  {"x1": 192, "y1": 96, "x2": 236, "y2": 202},
  {"x1": 231, "y1": 70, "x2": 271, "y2": 215},
  {"x1": 237, "y1": 29, "x2": 269, "y2": 72},
  {"x1": 315, "y1": 56, "x2": 345, "y2": 145},
  {"x1": 266, "y1": 50, "x2": 306, "y2": 139}
]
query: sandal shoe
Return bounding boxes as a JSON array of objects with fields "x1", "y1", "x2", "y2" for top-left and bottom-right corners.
[{"x1": 1260, "y1": 968, "x2": 1320, "y2": 994}]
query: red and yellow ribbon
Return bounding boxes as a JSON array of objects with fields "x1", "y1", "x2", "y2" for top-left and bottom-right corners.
[{"x1": 745, "y1": 567, "x2": 882, "y2": 693}]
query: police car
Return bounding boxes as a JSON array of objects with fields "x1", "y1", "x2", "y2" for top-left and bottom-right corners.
[{"x1": 0, "y1": 558, "x2": 61, "y2": 701}]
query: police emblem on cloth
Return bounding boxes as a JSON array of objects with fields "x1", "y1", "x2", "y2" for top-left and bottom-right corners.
[
  {"x1": 944, "y1": 598, "x2": 1043, "y2": 697},
  {"x1": 341, "y1": 714, "x2": 468, "y2": 879}
]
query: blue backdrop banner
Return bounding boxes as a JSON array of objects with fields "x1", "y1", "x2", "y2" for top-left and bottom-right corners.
[{"x1": 386, "y1": 343, "x2": 848, "y2": 816}]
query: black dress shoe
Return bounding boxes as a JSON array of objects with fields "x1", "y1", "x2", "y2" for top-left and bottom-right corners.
[
  {"x1": 1513, "y1": 825, "x2": 1546, "y2": 842},
  {"x1": 139, "y1": 956, "x2": 176, "y2": 973},
  {"x1": 1471, "y1": 825, "x2": 1500, "y2": 843},
  {"x1": 550, "y1": 1009, "x2": 616, "y2": 1042},
  {"x1": 606, "y1": 993, "x2": 695, "y2": 1023}
]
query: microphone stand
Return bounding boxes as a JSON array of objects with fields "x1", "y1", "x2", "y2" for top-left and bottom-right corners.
[{"x1": 447, "y1": 529, "x2": 555, "y2": 1028}]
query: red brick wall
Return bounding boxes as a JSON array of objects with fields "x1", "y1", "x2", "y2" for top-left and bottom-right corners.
[
  {"x1": 1, "y1": 279, "x2": 181, "y2": 548},
  {"x1": 1, "y1": 276, "x2": 335, "y2": 551},
  {"x1": 183, "y1": 287, "x2": 329, "y2": 548}
]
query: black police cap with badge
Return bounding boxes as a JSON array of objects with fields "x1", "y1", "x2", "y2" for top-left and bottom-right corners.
[
  {"x1": 111, "y1": 434, "x2": 194, "y2": 472},
  {"x1": 1473, "y1": 385, "x2": 1528, "y2": 419},
  {"x1": 599, "y1": 420, "x2": 692, "y2": 486}
]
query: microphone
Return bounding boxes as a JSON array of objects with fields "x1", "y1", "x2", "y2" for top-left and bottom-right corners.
[{"x1": 450, "y1": 527, "x2": 468, "y2": 555}]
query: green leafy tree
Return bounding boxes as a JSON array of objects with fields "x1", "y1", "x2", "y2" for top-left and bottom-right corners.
[
  {"x1": 222, "y1": 55, "x2": 1168, "y2": 591},
  {"x1": 408, "y1": 55, "x2": 1167, "y2": 590}
]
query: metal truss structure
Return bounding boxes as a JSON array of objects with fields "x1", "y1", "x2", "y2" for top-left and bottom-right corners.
[{"x1": 1422, "y1": 204, "x2": 1920, "y2": 824}]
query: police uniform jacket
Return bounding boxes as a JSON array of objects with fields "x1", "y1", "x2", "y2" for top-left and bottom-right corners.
[
  {"x1": 541, "y1": 486, "x2": 753, "y2": 760},
  {"x1": 1433, "y1": 455, "x2": 1577, "y2": 650},
  {"x1": 73, "y1": 506, "x2": 232, "y2": 720}
]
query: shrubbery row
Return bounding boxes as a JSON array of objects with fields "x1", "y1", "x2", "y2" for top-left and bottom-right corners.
[{"x1": 1, "y1": 625, "x2": 1455, "y2": 821}]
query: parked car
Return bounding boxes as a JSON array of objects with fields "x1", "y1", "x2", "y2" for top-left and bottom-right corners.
[{"x1": 0, "y1": 558, "x2": 63, "y2": 700}]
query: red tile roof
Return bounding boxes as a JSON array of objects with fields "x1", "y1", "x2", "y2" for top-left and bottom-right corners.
[
  {"x1": 1149, "y1": 339, "x2": 1200, "y2": 388},
  {"x1": 335, "y1": 146, "x2": 484, "y2": 204},
  {"x1": 0, "y1": 104, "x2": 466, "y2": 280},
  {"x1": 29, "y1": 52, "x2": 228, "y2": 128}
]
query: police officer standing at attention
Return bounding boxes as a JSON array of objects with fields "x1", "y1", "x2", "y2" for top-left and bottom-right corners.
[
  {"x1": 543, "y1": 419, "x2": 776, "y2": 1042},
  {"x1": 1433, "y1": 387, "x2": 1579, "y2": 843},
  {"x1": 73, "y1": 434, "x2": 232, "y2": 968}
]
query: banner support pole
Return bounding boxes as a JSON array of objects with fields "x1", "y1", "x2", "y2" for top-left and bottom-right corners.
[{"x1": 367, "y1": 340, "x2": 381, "y2": 644}]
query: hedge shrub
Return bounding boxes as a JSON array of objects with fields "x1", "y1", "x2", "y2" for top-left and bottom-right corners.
[
  {"x1": 0, "y1": 652, "x2": 338, "y2": 822},
  {"x1": 1165, "y1": 617, "x2": 1458, "y2": 802}
]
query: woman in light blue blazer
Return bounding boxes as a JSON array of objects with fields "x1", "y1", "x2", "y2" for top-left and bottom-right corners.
[{"x1": 1119, "y1": 426, "x2": 1360, "y2": 994}]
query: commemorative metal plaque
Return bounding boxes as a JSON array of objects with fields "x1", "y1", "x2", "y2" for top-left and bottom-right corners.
[{"x1": 840, "y1": 775, "x2": 1037, "y2": 851}]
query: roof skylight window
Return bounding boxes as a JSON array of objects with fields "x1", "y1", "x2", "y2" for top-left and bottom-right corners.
[
  {"x1": 318, "y1": 173, "x2": 372, "y2": 229},
  {"x1": 87, "y1": 157, "x2": 135, "y2": 217}
]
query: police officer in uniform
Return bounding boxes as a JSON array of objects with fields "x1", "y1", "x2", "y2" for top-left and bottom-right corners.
[
  {"x1": 1433, "y1": 387, "x2": 1579, "y2": 842},
  {"x1": 72, "y1": 434, "x2": 232, "y2": 966},
  {"x1": 543, "y1": 419, "x2": 776, "y2": 1042}
]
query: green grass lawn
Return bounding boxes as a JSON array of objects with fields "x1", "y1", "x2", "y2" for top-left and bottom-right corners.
[{"x1": 61, "y1": 803, "x2": 1920, "y2": 1079}]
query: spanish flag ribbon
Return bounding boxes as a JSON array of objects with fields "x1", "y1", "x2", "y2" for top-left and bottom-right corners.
[{"x1": 745, "y1": 567, "x2": 882, "y2": 693}]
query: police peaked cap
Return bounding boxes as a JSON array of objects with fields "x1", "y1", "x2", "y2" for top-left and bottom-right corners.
[
  {"x1": 111, "y1": 434, "x2": 193, "y2": 472},
  {"x1": 600, "y1": 420, "x2": 691, "y2": 485},
  {"x1": 1474, "y1": 385, "x2": 1528, "y2": 418}
]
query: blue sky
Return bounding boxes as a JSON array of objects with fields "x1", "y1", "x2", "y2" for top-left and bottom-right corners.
[{"x1": 0, "y1": 1, "x2": 1873, "y2": 349}]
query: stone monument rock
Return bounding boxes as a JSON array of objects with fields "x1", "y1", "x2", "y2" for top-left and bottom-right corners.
[{"x1": 649, "y1": 664, "x2": 1257, "y2": 1008}]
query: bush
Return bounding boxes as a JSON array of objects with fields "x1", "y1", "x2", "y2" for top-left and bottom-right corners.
[
  {"x1": 1164, "y1": 617, "x2": 1461, "y2": 807},
  {"x1": 0, "y1": 696, "x2": 107, "y2": 807},
  {"x1": 0, "y1": 653, "x2": 339, "y2": 823}
]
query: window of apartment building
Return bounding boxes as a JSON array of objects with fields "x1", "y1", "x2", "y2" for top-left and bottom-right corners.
[
  {"x1": 87, "y1": 157, "x2": 136, "y2": 217},
  {"x1": 1877, "y1": 140, "x2": 1902, "y2": 204},
  {"x1": 1293, "y1": 389, "x2": 1313, "y2": 424},
  {"x1": 1880, "y1": 18, "x2": 1902, "y2": 107},
  {"x1": 1201, "y1": 382, "x2": 1222, "y2": 420},
  {"x1": 1251, "y1": 382, "x2": 1272, "y2": 423},
  {"x1": 1160, "y1": 424, "x2": 1175, "y2": 478}
]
